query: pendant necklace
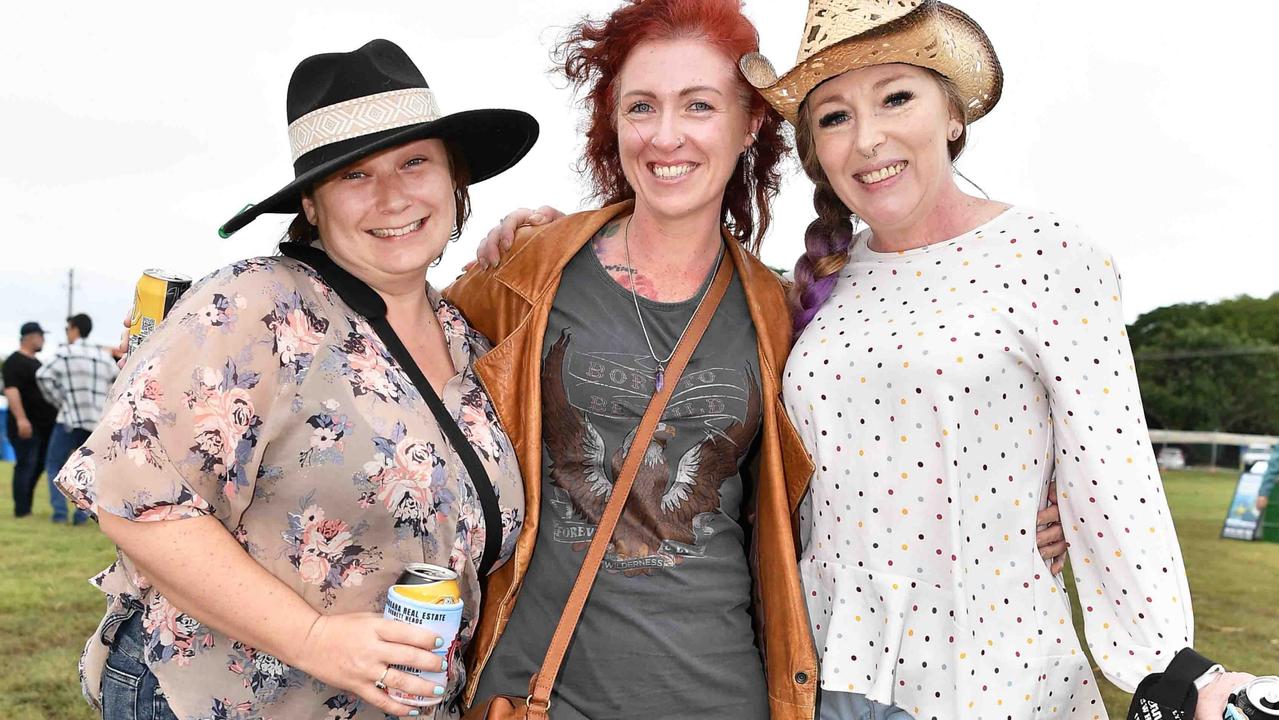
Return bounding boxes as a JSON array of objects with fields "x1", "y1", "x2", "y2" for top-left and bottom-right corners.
[{"x1": 622, "y1": 218, "x2": 724, "y2": 392}]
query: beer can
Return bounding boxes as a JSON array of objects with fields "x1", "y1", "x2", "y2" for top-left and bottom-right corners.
[
  {"x1": 383, "y1": 564, "x2": 463, "y2": 708},
  {"x1": 128, "y1": 269, "x2": 192, "y2": 353},
  {"x1": 395, "y1": 563, "x2": 462, "y2": 604},
  {"x1": 1229, "y1": 676, "x2": 1279, "y2": 718}
]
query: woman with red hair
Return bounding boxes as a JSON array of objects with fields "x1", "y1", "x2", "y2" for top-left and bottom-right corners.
[
  {"x1": 452, "y1": 1, "x2": 1070, "y2": 717},
  {"x1": 445, "y1": 1, "x2": 815, "y2": 717}
]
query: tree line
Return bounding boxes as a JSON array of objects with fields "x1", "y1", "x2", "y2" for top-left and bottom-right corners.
[{"x1": 1130, "y1": 292, "x2": 1279, "y2": 438}]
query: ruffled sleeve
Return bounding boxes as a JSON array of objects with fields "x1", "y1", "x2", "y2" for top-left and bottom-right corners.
[
  {"x1": 1034, "y1": 230, "x2": 1194, "y2": 692},
  {"x1": 55, "y1": 259, "x2": 324, "y2": 525}
]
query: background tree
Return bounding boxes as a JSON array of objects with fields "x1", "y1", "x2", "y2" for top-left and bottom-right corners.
[{"x1": 1129, "y1": 293, "x2": 1279, "y2": 437}]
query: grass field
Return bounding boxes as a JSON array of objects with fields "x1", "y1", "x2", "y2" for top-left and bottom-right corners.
[{"x1": 0, "y1": 465, "x2": 1276, "y2": 719}]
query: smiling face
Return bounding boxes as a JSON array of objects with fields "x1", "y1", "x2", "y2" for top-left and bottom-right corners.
[
  {"x1": 302, "y1": 138, "x2": 456, "y2": 288},
  {"x1": 805, "y1": 63, "x2": 963, "y2": 233},
  {"x1": 614, "y1": 38, "x2": 760, "y2": 226}
]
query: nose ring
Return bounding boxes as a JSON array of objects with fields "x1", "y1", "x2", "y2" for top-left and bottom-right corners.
[
  {"x1": 675, "y1": 136, "x2": 685, "y2": 149},
  {"x1": 862, "y1": 142, "x2": 881, "y2": 160}
]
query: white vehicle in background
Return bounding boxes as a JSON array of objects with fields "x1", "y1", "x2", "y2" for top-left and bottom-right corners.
[
  {"x1": 1241, "y1": 442, "x2": 1274, "y2": 469},
  {"x1": 1156, "y1": 447, "x2": 1186, "y2": 470}
]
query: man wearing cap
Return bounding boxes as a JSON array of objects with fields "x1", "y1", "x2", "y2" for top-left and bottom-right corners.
[
  {"x1": 3, "y1": 322, "x2": 58, "y2": 518},
  {"x1": 36, "y1": 314, "x2": 117, "y2": 524}
]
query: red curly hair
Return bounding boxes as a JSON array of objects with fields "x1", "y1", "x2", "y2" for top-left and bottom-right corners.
[{"x1": 555, "y1": 0, "x2": 788, "y2": 253}]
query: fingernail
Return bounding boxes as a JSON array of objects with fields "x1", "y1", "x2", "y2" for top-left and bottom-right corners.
[
  {"x1": 529, "y1": 213, "x2": 544, "y2": 223},
  {"x1": 433, "y1": 686, "x2": 446, "y2": 696},
  {"x1": 434, "y1": 637, "x2": 445, "y2": 649},
  {"x1": 441, "y1": 659, "x2": 449, "y2": 671},
  {"x1": 408, "y1": 711, "x2": 421, "y2": 717}
]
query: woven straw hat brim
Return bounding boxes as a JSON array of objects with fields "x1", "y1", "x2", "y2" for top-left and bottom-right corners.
[{"x1": 747, "y1": 3, "x2": 1002, "y2": 127}]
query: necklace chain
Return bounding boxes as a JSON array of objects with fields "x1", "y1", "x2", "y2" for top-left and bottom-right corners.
[{"x1": 622, "y1": 217, "x2": 723, "y2": 391}]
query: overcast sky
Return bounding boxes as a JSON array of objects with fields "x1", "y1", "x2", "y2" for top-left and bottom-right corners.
[{"x1": 3, "y1": 1, "x2": 1276, "y2": 361}]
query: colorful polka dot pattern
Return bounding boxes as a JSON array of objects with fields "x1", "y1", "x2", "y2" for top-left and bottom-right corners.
[{"x1": 784, "y1": 208, "x2": 1193, "y2": 719}]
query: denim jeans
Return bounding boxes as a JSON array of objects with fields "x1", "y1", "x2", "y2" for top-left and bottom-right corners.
[
  {"x1": 8, "y1": 427, "x2": 50, "y2": 517},
  {"x1": 45, "y1": 423, "x2": 91, "y2": 523},
  {"x1": 819, "y1": 690, "x2": 915, "y2": 720},
  {"x1": 101, "y1": 611, "x2": 178, "y2": 720}
]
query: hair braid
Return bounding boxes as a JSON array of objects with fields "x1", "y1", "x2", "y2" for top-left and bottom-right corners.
[{"x1": 790, "y1": 102, "x2": 855, "y2": 336}]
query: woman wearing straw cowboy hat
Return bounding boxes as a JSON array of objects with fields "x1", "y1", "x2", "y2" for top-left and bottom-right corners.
[
  {"x1": 55, "y1": 39, "x2": 535, "y2": 719},
  {"x1": 738, "y1": 1, "x2": 1256, "y2": 718}
]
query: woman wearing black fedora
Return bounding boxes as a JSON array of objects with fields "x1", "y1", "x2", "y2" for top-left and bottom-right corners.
[{"x1": 54, "y1": 39, "x2": 535, "y2": 719}]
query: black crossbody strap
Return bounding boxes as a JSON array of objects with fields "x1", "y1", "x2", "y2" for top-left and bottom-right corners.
[{"x1": 369, "y1": 316, "x2": 504, "y2": 578}]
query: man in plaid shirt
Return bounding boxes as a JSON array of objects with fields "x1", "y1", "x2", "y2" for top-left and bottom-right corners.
[{"x1": 36, "y1": 313, "x2": 118, "y2": 524}]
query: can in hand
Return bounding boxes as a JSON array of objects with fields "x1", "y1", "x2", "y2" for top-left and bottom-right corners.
[
  {"x1": 128, "y1": 269, "x2": 192, "y2": 354},
  {"x1": 382, "y1": 563, "x2": 463, "y2": 708},
  {"x1": 1227, "y1": 676, "x2": 1279, "y2": 719}
]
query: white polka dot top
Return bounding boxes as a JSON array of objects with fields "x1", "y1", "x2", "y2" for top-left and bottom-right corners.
[{"x1": 784, "y1": 208, "x2": 1193, "y2": 720}]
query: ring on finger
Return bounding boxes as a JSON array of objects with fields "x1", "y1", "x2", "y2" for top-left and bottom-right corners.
[{"x1": 374, "y1": 666, "x2": 391, "y2": 692}]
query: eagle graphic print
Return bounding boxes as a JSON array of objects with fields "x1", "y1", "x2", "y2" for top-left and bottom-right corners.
[{"x1": 541, "y1": 328, "x2": 760, "y2": 576}]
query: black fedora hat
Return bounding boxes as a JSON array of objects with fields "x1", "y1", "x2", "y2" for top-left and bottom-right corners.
[{"x1": 219, "y1": 39, "x2": 538, "y2": 237}]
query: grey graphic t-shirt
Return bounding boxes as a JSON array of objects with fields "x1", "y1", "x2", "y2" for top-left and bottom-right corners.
[{"x1": 475, "y1": 242, "x2": 767, "y2": 719}]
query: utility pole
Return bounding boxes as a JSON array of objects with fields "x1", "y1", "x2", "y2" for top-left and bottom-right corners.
[{"x1": 66, "y1": 268, "x2": 75, "y2": 317}]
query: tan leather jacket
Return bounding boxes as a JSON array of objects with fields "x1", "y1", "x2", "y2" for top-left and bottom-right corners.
[{"x1": 444, "y1": 202, "x2": 818, "y2": 719}]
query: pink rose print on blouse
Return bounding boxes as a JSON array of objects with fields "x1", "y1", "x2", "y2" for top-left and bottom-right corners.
[
  {"x1": 357, "y1": 422, "x2": 456, "y2": 544},
  {"x1": 185, "y1": 359, "x2": 263, "y2": 498},
  {"x1": 299, "y1": 399, "x2": 351, "y2": 467},
  {"x1": 283, "y1": 494, "x2": 380, "y2": 607},
  {"x1": 227, "y1": 641, "x2": 295, "y2": 702},
  {"x1": 262, "y1": 291, "x2": 328, "y2": 379},
  {"x1": 196, "y1": 293, "x2": 248, "y2": 330},
  {"x1": 120, "y1": 485, "x2": 215, "y2": 523},
  {"x1": 102, "y1": 357, "x2": 175, "y2": 469},
  {"x1": 334, "y1": 318, "x2": 408, "y2": 404},
  {"x1": 142, "y1": 591, "x2": 216, "y2": 666},
  {"x1": 322, "y1": 693, "x2": 361, "y2": 719},
  {"x1": 206, "y1": 697, "x2": 257, "y2": 720},
  {"x1": 56, "y1": 447, "x2": 98, "y2": 510},
  {"x1": 457, "y1": 376, "x2": 507, "y2": 463}
]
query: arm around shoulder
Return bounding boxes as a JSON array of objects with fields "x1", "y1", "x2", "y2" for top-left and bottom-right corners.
[{"x1": 445, "y1": 222, "x2": 549, "y2": 345}]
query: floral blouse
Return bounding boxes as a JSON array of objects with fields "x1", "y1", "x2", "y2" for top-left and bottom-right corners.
[{"x1": 56, "y1": 245, "x2": 523, "y2": 720}]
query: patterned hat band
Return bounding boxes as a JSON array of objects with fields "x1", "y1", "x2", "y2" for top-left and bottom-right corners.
[{"x1": 287, "y1": 88, "x2": 442, "y2": 162}]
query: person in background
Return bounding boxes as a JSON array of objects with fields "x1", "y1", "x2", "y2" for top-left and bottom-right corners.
[
  {"x1": 36, "y1": 313, "x2": 117, "y2": 524},
  {"x1": 3, "y1": 321, "x2": 58, "y2": 518}
]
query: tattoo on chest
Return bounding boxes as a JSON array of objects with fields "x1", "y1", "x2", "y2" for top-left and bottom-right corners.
[{"x1": 592, "y1": 221, "x2": 659, "y2": 299}]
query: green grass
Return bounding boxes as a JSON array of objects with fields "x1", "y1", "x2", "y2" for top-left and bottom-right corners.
[
  {"x1": 0, "y1": 465, "x2": 1275, "y2": 719},
  {"x1": 0, "y1": 463, "x2": 116, "y2": 720},
  {"x1": 1067, "y1": 469, "x2": 1279, "y2": 717}
]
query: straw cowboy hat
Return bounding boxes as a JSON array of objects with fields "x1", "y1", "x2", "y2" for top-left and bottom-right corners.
[
  {"x1": 739, "y1": 0, "x2": 1002, "y2": 126},
  {"x1": 219, "y1": 39, "x2": 538, "y2": 237}
]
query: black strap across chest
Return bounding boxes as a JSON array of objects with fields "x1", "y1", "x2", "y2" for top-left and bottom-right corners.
[
  {"x1": 366, "y1": 317, "x2": 504, "y2": 578},
  {"x1": 278, "y1": 243, "x2": 503, "y2": 577}
]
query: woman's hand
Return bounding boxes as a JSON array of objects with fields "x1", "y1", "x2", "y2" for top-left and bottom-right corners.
[
  {"x1": 292, "y1": 612, "x2": 446, "y2": 717},
  {"x1": 470, "y1": 205, "x2": 564, "y2": 270},
  {"x1": 1036, "y1": 481, "x2": 1066, "y2": 576},
  {"x1": 1196, "y1": 671, "x2": 1254, "y2": 720}
]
